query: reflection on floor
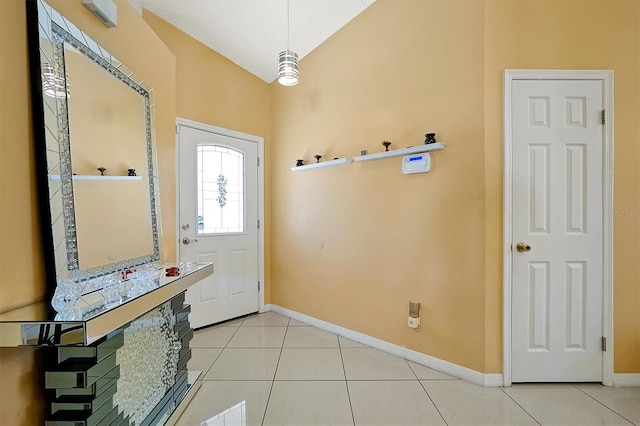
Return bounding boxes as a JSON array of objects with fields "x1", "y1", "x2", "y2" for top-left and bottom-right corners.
[{"x1": 177, "y1": 311, "x2": 640, "y2": 426}]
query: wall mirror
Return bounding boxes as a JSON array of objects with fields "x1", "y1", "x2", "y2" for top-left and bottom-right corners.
[{"x1": 27, "y1": 0, "x2": 160, "y2": 300}]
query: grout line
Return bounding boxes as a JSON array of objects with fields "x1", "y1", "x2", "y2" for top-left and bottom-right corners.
[
  {"x1": 195, "y1": 347, "x2": 224, "y2": 379},
  {"x1": 409, "y1": 359, "x2": 448, "y2": 426},
  {"x1": 338, "y1": 332, "x2": 356, "y2": 426},
  {"x1": 499, "y1": 387, "x2": 542, "y2": 426},
  {"x1": 192, "y1": 324, "x2": 243, "y2": 380},
  {"x1": 222, "y1": 325, "x2": 242, "y2": 350},
  {"x1": 261, "y1": 321, "x2": 289, "y2": 425},
  {"x1": 572, "y1": 384, "x2": 637, "y2": 425}
]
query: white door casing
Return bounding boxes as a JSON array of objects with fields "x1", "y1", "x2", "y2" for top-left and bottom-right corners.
[
  {"x1": 503, "y1": 70, "x2": 614, "y2": 386},
  {"x1": 176, "y1": 118, "x2": 264, "y2": 328}
]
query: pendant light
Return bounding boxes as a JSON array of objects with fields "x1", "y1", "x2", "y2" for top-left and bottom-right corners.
[
  {"x1": 278, "y1": 0, "x2": 299, "y2": 86},
  {"x1": 42, "y1": 63, "x2": 69, "y2": 99}
]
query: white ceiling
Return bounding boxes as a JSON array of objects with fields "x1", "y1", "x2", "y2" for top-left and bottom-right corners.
[{"x1": 127, "y1": 0, "x2": 376, "y2": 83}]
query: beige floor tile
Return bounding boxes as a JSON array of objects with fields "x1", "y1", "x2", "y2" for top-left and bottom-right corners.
[
  {"x1": 348, "y1": 380, "x2": 446, "y2": 425},
  {"x1": 187, "y1": 348, "x2": 222, "y2": 377},
  {"x1": 242, "y1": 311, "x2": 290, "y2": 327},
  {"x1": 283, "y1": 326, "x2": 339, "y2": 348},
  {"x1": 341, "y1": 348, "x2": 416, "y2": 380},
  {"x1": 275, "y1": 348, "x2": 345, "y2": 380},
  {"x1": 204, "y1": 348, "x2": 281, "y2": 380},
  {"x1": 575, "y1": 384, "x2": 640, "y2": 425},
  {"x1": 183, "y1": 313, "x2": 640, "y2": 425},
  {"x1": 338, "y1": 335, "x2": 369, "y2": 348},
  {"x1": 263, "y1": 381, "x2": 353, "y2": 426},
  {"x1": 176, "y1": 381, "x2": 271, "y2": 426},
  {"x1": 226, "y1": 326, "x2": 287, "y2": 348},
  {"x1": 407, "y1": 360, "x2": 459, "y2": 380},
  {"x1": 190, "y1": 326, "x2": 238, "y2": 348},
  {"x1": 503, "y1": 384, "x2": 633, "y2": 425},
  {"x1": 422, "y1": 380, "x2": 538, "y2": 425}
]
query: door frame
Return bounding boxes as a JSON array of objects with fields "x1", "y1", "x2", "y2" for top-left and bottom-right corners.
[
  {"x1": 175, "y1": 117, "x2": 266, "y2": 314},
  {"x1": 502, "y1": 70, "x2": 614, "y2": 386}
]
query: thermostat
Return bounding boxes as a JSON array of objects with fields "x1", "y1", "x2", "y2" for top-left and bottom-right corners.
[{"x1": 402, "y1": 153, "x2": 431, "y2": 174}]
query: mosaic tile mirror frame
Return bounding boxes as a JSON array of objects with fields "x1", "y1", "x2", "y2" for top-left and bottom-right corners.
[{"x1": 26, "y1": 0, "x2": 161, "y2": 306}]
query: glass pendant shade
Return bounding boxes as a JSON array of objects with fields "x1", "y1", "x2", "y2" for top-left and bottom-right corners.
[
  {"x1": 42, "y1": 63, "x2": 69, "y2": 99},
  {"x1": 278, "y1": 50, "x2": 299, "y2": 86}
]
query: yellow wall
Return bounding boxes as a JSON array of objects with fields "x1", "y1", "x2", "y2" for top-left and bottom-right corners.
[
  {"x1": 271, "y1": 0, "x2": 640, "y2": 373},
  {"x1": 271, "y1": 0, "x2": 488, "y2": 372},
  {"x1": 142, "y1": 11, "x2": 273, "y2": 302},
  {"x1": 0, "y1": 0, "x2": 46, "y2": 314}
]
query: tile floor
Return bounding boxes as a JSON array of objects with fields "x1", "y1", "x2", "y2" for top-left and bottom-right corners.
[{"x1": 177, "y1": 311, "x2": 640, "y2": 426}]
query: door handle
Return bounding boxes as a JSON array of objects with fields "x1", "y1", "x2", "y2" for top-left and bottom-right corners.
[
  {"x1": 516, "y1": 242, "x2": 531, "y2": 253},
  {"x1": 182, "y1": 237, "x2": 198, "y2": 245}
]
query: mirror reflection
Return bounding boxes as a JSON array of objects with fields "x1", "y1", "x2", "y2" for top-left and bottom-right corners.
[
  {"x1": 32, "y1": 0, "x2": 160, "y2": 294},
  {"x1": 65, "y1": 45, "x2": 154, "y2": 270}
]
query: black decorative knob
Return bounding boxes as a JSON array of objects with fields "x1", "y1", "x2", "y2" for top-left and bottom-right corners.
[
  {"x1": 97, "y1": 167, "x2": 107, "y2": 176},
  {"x1": 424, "y1": 133, "x2": 437, "y2": 144},
  {"x1": 296, "y1": 159, "x2": 304, "y2": 167},
  {"x1": 382, "y1": 141, "x2": 392, "y2": 151},
  {"x1": 314, "y1": 155, "x2": 322, "y2": 163},
  {"x1": 128, "y1": 168, "x2": 136, "y2": 176}
]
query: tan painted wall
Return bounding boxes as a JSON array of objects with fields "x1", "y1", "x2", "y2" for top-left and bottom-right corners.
[
  {"x1": 0, "y1": 0, "x2": 46, "y2": 314},
  {"x1": 0, "y1": 0, "x2": 175, "y2": 420},
  {"x1": 484, "y1": 0, "x2": 640, "y2": 373},
  {"x1": 271, "y1": 0, "x2": 488, "y2": 372},
  {"x1": 142, "y1": 11, "x2": 273, "y2": 303},
  {"x1": 271, "y1": 0, "x2": 639, "y2": 373}
]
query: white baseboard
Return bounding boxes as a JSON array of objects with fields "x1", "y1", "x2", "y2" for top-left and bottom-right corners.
[
  {"x1": 267, "y1": 304, "x2": 503, "y2": 387},
  {"x1": 613, "y1": 374, "x2": 640, "y2": 387}
]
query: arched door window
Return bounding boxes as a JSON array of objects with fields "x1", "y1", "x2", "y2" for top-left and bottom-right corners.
[{"x1": 196, "y1": 145, "x2": 245, "y2": 234}]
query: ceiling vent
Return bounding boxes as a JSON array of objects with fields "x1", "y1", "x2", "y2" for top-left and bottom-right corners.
[{"x1": 81, "y1": 0, "x2": 117, "y2": 28}]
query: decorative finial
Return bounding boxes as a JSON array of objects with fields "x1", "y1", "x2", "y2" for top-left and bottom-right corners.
[{"x1": 424, "y1": 133, "x2": 437, "y2": 144}]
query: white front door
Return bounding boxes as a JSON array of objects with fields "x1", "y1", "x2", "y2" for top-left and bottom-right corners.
[
  {"x1": 511, "y1": 79, "x2": 604, "y2": 382},
  {"x1": 177, "y1": 122, "x2": 260, "y2": 328}
]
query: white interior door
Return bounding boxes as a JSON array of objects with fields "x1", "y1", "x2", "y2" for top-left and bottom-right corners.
[
  {"x1": 511, "y1": 79, "x2": 604, "y2": 382},
  {"x1": 178, "y1": 122, "x2": 260, "y2": 328}
]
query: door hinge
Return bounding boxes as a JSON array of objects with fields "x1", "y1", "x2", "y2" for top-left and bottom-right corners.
[
  {"x1": 602, "y1": 109, "x2": 607, "y2": 125},
  {"x1": 602, "y1": 336, "x2": 607, "y2": 352},
  {"x1": 257, "y1": 156, "x2": 260, "y2": 167},
  {"x1": 258, "y1": 219, "x2": 261, "y2": 229},
  {"x1": 258, "y1": 281, "x2": 261, "y2": 292}
]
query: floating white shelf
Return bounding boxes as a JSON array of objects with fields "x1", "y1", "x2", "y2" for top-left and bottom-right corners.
[
  {"x1": 353, "y1": 143, "x2": 445, "y2": 162},
  {"x1": 291, "y1": 157, "x2": 353, "y2": 171},
  {"x1": 49, "y1": 175, "x2": 143, "y2": 181}
]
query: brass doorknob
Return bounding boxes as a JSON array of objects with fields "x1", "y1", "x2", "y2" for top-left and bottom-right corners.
[
  {"x1": 182, "y1": 237, "x2": 198, "y2": 245},
  {"x1": 516, "y1": 242, "x2": 531, "y2": 253}
]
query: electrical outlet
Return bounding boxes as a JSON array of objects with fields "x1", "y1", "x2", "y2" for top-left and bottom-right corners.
[{"x1": 408, "y1": 316, "x2": 420, "y2": 328}]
